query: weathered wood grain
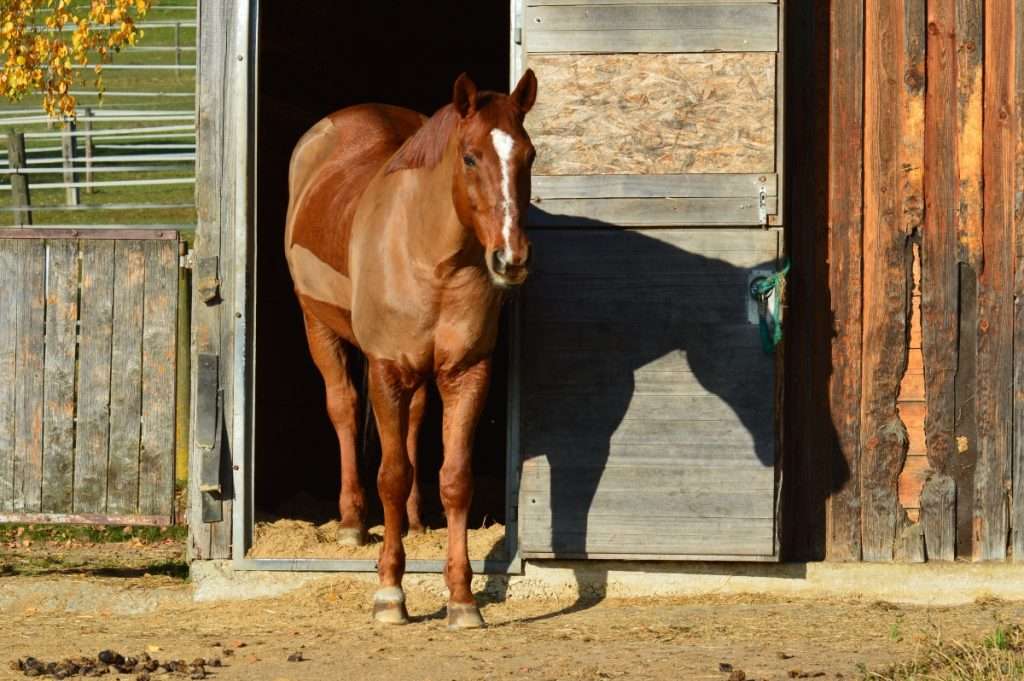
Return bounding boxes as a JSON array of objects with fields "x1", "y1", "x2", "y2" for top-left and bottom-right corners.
[
  {"x1": 191, "y1": 0, "x2": 245, "y2": 559},
  {"x1": 859, "y1": 0, "x2": 919, "y2": 562},
  {"x1": 826, "y1": 0, "x2": 865, "y2": 562},
  {"x1": 0, "y1": 241, "x2": 19, "y2": 511},
  {"x1": 73, "y1": 240, "x2": 115, "y2": 513},
  {"x1": 525, "y1": 4, "x2": 777, "y2": 32},
  {"x1": 40, "y1": 240, "x2": 79, "y2": 513},
  {"x1": 954, "y1": 267, "x2": 979, "y2": 558},
  {"x1": 519, "y1": 227, "x2": 777, "y2": 559},
  {"x1": 107, "y1": 240, "x2": 145, "y2": 515},
  {"x1": 532, "y1": 174, "x2": 776, "y2": 200},
  {"x1": 974, "y1": 0, "x2": 1015, "y2": 561},
  {"x1": 528, "y1": 0, "x2": 778, "y2": 5},
  {"x1": 139, "y1": 239, "x2": 177, "y2": 516},
  {"x1": 529, "y1": 197, "x2": 777, "y2": 228},
  {"x1": 12, "y1": 239, "x2": 45, "y2": 512},
  {"x1": 918, "y1": 0, "x2": 958, "y2": 562},
  {"x1": 1013, "y1": 0, "x2": 1024, "y2": 562},
  {"x1": 527, "y1": 53, "x2": 776, "y2": 176},
  {"x1": 955, "y1": 0, "x2": 983, "y2": 267},
  {"x1": 921, "y1": 473, "x2": 956, "y2": 560}
]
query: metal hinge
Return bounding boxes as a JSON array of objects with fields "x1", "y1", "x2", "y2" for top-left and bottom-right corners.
[
  {"x1": 179, "y1": 247, "x2": 194, "y2": 270},
  {"x1": 757, "y1": 179, "x2": 769, "y2": 227}
]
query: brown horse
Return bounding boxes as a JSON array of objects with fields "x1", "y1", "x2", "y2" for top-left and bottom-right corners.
[{"x1": 284, "y1": 71, "x2": 537, "y2": 628}]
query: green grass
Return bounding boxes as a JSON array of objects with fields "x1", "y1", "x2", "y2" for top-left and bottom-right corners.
[
  {"x1": 0, "y1": 523, "x2": 187, "y2": 544},
  {"x1": 864, "y1": 625, "x2": 1024, "y2": 681}
]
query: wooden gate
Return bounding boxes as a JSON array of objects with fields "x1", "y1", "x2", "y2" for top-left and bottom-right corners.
[
  {"x1": 514, "y1": 0, "x2": 784, "y2": 559},
  {"x1": 0, "y1": 231, "x2": 179, "y2": 525}
]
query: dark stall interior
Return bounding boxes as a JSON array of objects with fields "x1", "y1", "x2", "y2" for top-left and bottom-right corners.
[{"x1": 254, "y1": 4, "x2": 511, "y2": 536}]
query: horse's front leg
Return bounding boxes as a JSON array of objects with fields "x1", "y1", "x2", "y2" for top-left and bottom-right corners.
[
  {"x1": 367, "y1": 358, "x2": 419, "y2": 625},
  {"x1": 437, "y1": 359, "x2": 491, "y2": 629}
]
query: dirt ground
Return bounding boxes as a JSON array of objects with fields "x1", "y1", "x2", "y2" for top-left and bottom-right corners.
[
  {"x1": 3, "y1": 532, "x2": 1024, "y2": 681},
  {"x1": 248, "y1": 519, "x2": 506, "y2": 560}
]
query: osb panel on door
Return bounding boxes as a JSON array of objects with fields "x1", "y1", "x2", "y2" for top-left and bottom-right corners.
[
  {"x1": 527, "y1": 53, "x2": 776, "y2": 175},
  {"x1": 518, "y1": 229, "x2": 779, "y2": 558}
]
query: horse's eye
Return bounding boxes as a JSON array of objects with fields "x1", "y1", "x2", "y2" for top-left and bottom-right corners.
[{"x1": 463, "y1": 154, "x2": 477, "y2": 168}]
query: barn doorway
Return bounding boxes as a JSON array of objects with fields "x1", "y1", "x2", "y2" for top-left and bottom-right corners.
[{"x1": 250, "y1": 3, "x2": 513, "y2": 566}]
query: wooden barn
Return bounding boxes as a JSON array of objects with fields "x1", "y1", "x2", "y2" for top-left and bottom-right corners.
[{"x1": 188, "y1": 0, "x2": 1024, "y2": 568}]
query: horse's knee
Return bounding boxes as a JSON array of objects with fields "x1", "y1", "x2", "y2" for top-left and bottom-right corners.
[
  {"x1": 378, "y1": 457, "x2": 413, "y2": 504},
  {"x1": 325, "y1": 382, "x2": 358, "y2": 426},
  {"x1": 439, "y1": 458, "x2": 472, "y2": 510}
]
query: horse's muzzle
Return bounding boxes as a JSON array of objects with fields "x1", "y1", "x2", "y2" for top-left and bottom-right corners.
[{"x1": 490, "y1": 246, "x2": 531, "y2": 287}]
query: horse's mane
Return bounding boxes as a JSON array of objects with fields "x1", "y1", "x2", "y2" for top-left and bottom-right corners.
[{"x1": 385, "y1": 94, "x2": 496, "y2": 174}]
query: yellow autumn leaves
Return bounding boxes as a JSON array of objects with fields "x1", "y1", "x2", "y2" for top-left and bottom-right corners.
[{"x1": 1, "y1": 0, "x2": 152, "y2": 118}]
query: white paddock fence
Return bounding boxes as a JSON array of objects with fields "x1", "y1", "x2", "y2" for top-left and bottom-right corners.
[{"x1": 0, "y1": 110, "x2": 196, "y2": 225}]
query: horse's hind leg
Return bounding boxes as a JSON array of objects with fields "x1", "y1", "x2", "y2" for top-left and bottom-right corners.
[
  {"x1": 302, "y1": 312, "x2": 366, "y2": 546},
  {"x1": 405, "y1": 384, "x2": 427, "y2": 534},
  {"x1": 437, "y1": 359, "x2": 491, "y2": 629},
  {"x1": 367, "y1": 358, "x2": 419, "y2": 624}
]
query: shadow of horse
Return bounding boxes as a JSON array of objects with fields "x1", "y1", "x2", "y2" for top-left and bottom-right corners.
[{"x1": 484, "y1": 210, "x2": 785, "y2": 620}]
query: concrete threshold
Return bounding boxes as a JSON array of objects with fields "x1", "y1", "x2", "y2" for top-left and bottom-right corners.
[{"x1": 190, "y1": 560, "x2": 1024, "y2": 607}]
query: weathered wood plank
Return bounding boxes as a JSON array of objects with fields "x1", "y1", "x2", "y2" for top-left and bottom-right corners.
[
  {"x1": 525, "y1": 4, "x2": 778, "y2": 54},
  {"x1": 139, "y1": 239, "x2": 177, "y2": 516},
  {"x1": 12, "y1": 239, "x2": 45, "y2": 512},
  {"x1": 1012, "y1": 0, "x2": 1024, "y2": 562},
  {"x1": 0, "y1": 241, "x2": 19, "y2": 511},
  {"x1": 525, "y1": 4, "x2": 777, "y2": 31},
  {"x1": 859, "y1": 0, "x2": 919, "y2": 562},
  {"x1": 527, "y1": 53, "x2": 775, "y2": 176},
  {"x1": 528, "y1": 0, "x2": 778, "y2": 5},
  {"x1": 107, "y1": 240, "x2": 145, "y2": 515},
  {"x1": 826, "y1": 0, "x2": 865, "y2": 562},
  {"x1": 532, "y1": 174, "x2": 777, "y2": 200},
  {"x1": 519, "y1": 512, "x2": 776, "y2": 557},
  {"x1": 40, "y1": 240, "x2": 79, "y2": 513},
  {"x1": 191, "y1": 0, "x2": 244, "y2": 560},
  {"x1": 919, "y1": 0, "x2": 959, "y2": 562},
  {"x1": 955, "y1": 0, "x2": 983, "y2": 268},
  {"x1": 975, "y1": 0, "x2": 1015, "y2": 561},
  {"x1": 73, "y1": 240, "x2": 115, "y2": 513},
  {"x1": 529, "y1": 197, "x2": 777, "y2": 228},
  {"x1": 520, "y1": 226, "x2": 777, "y2": 559},
  {"x1": 954, "y1": 267, "x2": 979, "y2": 558}
]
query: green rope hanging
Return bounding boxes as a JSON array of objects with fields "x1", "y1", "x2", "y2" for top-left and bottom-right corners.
[{"x1": 750, "y1": 258, "x2": 790, "y2": 354}]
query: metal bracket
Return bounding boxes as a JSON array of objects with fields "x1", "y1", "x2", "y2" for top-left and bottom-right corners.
[
  {"x1": 179, "y1": 248, "x2": 195, "y2": 270},
  {"x1": 196, "y1": 353, "x2": 224, "y2": 523},
  {"x1": 196, "y1": 256, "x2": 220, "y2": 304},
  {"x1": 757, "y1": 180, "x2": 769, "y2": 227}
]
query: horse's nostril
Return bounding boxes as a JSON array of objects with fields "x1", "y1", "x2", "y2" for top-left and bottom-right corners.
[{"x1": 491, "y1": 250, "x2": 508, "y2": 274}]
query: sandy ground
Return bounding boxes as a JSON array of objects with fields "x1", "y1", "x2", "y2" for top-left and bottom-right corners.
[
  {"x1": 4, "y1": 535, "x2": 1024, "y2": 681},
  {"x1": 248, "y1": 519, "x2": 507, "y2": 560},
  {"x1": 3, "y1": 570, "x2": 1024, "y2": 681}
]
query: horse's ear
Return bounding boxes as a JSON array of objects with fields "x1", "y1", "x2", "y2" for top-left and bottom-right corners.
[
  {"x1": 453, "y1": 73, "x2": 478, "y2": 118},
  {"x1": 510, "y1": 68, "x2": 537, "y2": 114}
]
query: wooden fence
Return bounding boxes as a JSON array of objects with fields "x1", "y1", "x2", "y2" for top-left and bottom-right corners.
[
  {"x1": 782, "y1": 0, "x2": 1024, "y2": 562},
  {"x1": 0, "y1": 233, "x2": 179, "y2": 525},
  {"x1": 0, "y1": 110, "x2": 196, "y2": 225}
]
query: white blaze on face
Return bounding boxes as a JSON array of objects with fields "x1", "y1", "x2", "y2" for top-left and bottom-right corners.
[{"x1": 490, "y1": 128, "x2": 515, "y2": 258}]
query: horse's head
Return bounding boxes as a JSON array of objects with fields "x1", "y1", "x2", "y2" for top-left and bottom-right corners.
[{"x1": 450, "y1": 70, "x2": 537, "y2": 288}]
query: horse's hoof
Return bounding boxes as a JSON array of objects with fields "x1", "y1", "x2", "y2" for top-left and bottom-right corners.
[
  {"x1": 407, "y1": 524, "x2": 425, "y2": 536},
  {"x1": 336, "y1": 526, "x2": 366, "y2": 547},
  {"x1": 372, "y1": 587, "x2": 409, "y2": 625},
  {"x1": 447, "y1": 602, "x2": 485, "y2": 630}
]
